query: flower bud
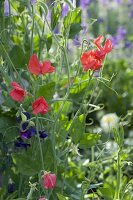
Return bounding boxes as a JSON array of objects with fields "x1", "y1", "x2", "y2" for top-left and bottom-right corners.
[{"x1": 43, "y1": 172, "x2": 56, "y2": 189}]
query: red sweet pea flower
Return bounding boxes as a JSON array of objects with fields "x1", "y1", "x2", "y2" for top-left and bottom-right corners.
[
  {"x1": 38, "y1": 197, "x2": 46, "y2": 200},
  {"x1": 9, "y1": 82, "x2": 26, "y2": 102},
  {"x1": 93, "y1": 35, "x2": 104, "y2": 50},
  {"x1": 80, "y1": 35, "x2": 113, "y2": 71},
  {"x1": 43, "y1": 173, "x2": 56, "y2": 189},
  {"x1": 28, "y1": 54, "x2": 55, "y2": 76},
  {"x1": 32, "y1": 97, "x2": 49, "y2": 115},
  {"x1": 93, "y1": 35, "x2": 113, "y2": 59},
  {"x1": 80, "y1": 50, "x2": 102, "y2": 71}
]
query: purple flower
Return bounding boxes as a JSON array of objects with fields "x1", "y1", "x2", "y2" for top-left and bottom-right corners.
[
  {"x1": 99, "y1": 0, "x2": 109, "y2": 6},
  {"x1": 128, "y1": 0, "x2": 133, "y2": 5},
  {"x1": 117, "y1": 26, "x2": 127, "y2": 39},
  {"x1": 39, "y1": 130, "x2": 48, "y2": 139},
  {"x1": 21, "y1": 127, "x2": 36, "y2": 139},
  {"x1": 62, "y1": 3, "x2": 69, "y2": 17},
  {"x1": 97, "y1": 17, "x2": 104, "y2": 23},
  {"x1": 80, "y1": 0, "x2": 91, "y2": 8},
  {"x1": 93, "y1": 70, "x2": 100, "y2": 78},
  {"x1": 4, "y1": 0, "x2": 10, "y2": 16},
  {"x1": 73, "y1": 35, "x2": 81, "y2": 46},
  {"x1": 130, "y1": 10, "x2": 133, "y2": 18},
  {"x1": 21, "y1": 121, "x2": 29, "y2": 130},
  {"x1": 111, "y1": 36, "x2": 119, "y2": 46},
  {"x1": 115, "y1": 0, "x2": 122, "y2": 4},
  {"x1": 30, "y1": 0, "x2": 36, "y2": 5},
  {"x1": 125, "y1": 41, "x2": 133, "y2": 48},
  {"x1": 111, "y1": 26, "x2": 127, "y2": 47},
  {"x1": 8, "y1": 182, "x2": 15, "y2": 193},
  {"x1": 81, "y1": 21, "x2": 87, "y2": 34},
  {"x1": 16, "y1": 112, "x2": 31, "y2": 123},
  {"x1": 14, "y1": 138, "x2": 30, "y2": 149}
]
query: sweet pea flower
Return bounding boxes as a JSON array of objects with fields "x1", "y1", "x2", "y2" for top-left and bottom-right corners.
[
  {"x1": 80, "y1": 50, "x2": 102, "y2": 71},
  {"x1": 21, "y1": 126, "x2": 36, "y2": 139},
  {"x1": 39, "y1": 130, "x2": 48, "y2": 139},
  {"x1": 8, "y1": 181, "x2": 15, "y2": 193},
  {"x1": 38, "y1": 197, "x2": 47, "y2": 200},
  {"x1": 32, "y1": 97, "x2": 49, "y2": 115},
  {"x1": 9, "y1": 82, "x2": 26, "y2": 102},
  {"x1": 28, "y1": 54, "x2": 55, "y2": 76},
  {"x1": 43, "y1": 172, "x2": 56, "y2": 189},
  {"x1": 80, "y1": 35, "x2": 113, "y2": 71},
  {"x1": 93, "y1": 35, "x2": 113, "y2": 59},
  {"x1": 14, "y1": 137, "x2": 30, "y2": 149}
]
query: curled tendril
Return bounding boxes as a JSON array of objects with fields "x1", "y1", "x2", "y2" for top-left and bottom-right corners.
[{"x1": 85, "y1": 118, "x2": 94, "y2": 126}]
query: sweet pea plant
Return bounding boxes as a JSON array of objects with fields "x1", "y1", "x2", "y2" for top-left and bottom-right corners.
[{"x1": 0, "y1": 0, "x2": 133, "y2": 200}]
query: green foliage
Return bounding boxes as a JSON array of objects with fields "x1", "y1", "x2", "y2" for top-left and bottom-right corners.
[
  {"x1": 57, "y1": 193, "x2": 70, "y2": 200},
  {"x1": 9, "y1": 46, "x2": 27, "y2": 69},
  {"x1": 79, "y1": 133, "x2": 101, "y2": 149},
  {"x1": 98, "y1": 187, "x2": 113, "y2": 200},
  {"x1": 51, "y1": 3, "x2": 61, "y2": 30},
  {"x1": 37, "y1": 82, "x2": 55, "y2": 102},
  {"x1": 0, "y1": 1, "x2": 133, "y2": 200},
  {"x1": 12, "y1": 151, "x2": 41, "y2": 176},
  {"x1": 69, "y1": 114, "x2": 85, "y2": 144},
  {"x1": 12, "y1": 138, "x2": 54, "y2": 176},
  {"x1": 63, "y1": 8, "x2": 82, "y2": 38}
]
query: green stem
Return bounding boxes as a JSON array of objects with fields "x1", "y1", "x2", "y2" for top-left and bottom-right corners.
[
  {"x1": 114, "y1": 149, "x2": 121, "y2": 200},
  {"x1": 91, "y1": 146, "x2": 94, "y2": 162},
  {"x1": 18, "y1": 174, "x2": 23, "y2": 197},
  {"x1": 36, "y1": 116, "x2": 44, "y2": 170},
  {"x1": 26, "y1": 186, "x2": 35, "y2": 200},
  {"x1": 31, "y1": 5, "x2": 35, "y2": 55},
  {"x1": 63, "y1": 48, "x2": 70, "y2": 89}
]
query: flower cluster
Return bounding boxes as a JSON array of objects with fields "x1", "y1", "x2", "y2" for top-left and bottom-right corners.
[
  {"x1": 9, "y1": 54, "x2": 55, "y2": 115},
  {"x1": 9, "y1": 54, "x2": 54, "y2": 150},
  {"x1": 14, "y1": 111, "x2": 48, "y2": 149},
  {"x1": 80, "y1": 35, "x2": 113, "y2": 71}
]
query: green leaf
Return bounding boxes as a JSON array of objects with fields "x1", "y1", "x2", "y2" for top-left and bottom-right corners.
[
  {"x1": 57, "y1": 193, "x2": 70, "y2": 200},
  {"x1": 63, "y1": 8, "x2": 82, "y2": 38},
  {"x1": 0, "y1": 116, "x2": 17, "y2": 142},
  {"x1": 69, "y1": 114, "x2": 85, "y2": 144},
  {"x1": 0, "y1": 116, "x2": 15, "y2": 132},
  {"x1": 79, "y1": 133, "x2": 101, "y2": 149},
  {"x1": 42, "y1": 139, "x2": 54, "y2": 171},
  {"x1": 45, "y1": 34, "x2": 52, "y2": 51},
  {"x1": 13, "y1": 199, "x2": 26, "y2": 200},
  {"x1": 12, "y1": 138, "x2": 54, "y2": 175},
  {"x1": 9, "y1": 45, "x2": 26, "y2": 69},
  {"x1": 37, "y1": 82, "x2": 55, "y2": 102},
  {"x1": 98, "y1": 187, "x2": 113, "y2": 200},
  {"x1": 12, "y1": 150, "x2": 41, "y2": 176},
  {"x1": 51, "y1": 3, "x2": 61, "y2": 30}
]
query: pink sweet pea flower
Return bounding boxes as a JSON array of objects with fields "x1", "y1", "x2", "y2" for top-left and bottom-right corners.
[
  {"x1": 28, "y1": 54, "x2": 55, "y2": 76},
  {"x1": 43, "y1": 172, "x2": 56, "y2": 189},
  {"x1": 9, "y1": 82, "x2": 26, "y2": 102},
  {"x1": 38, "y1": 197, "x2": 46, "y2": 200},
  {"x1": 32, "y1": 97, "x2": 49, "y2": 115}
]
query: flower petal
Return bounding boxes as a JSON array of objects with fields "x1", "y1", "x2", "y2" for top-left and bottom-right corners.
[
  {"x1": 41, "y1": 61, "x2": 55, "y2": 75},
  {"x1": 28, "y1": 54, "x2": 41, "y2": 75}
]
